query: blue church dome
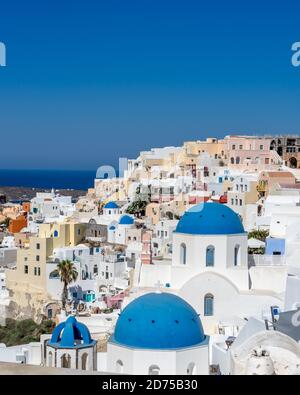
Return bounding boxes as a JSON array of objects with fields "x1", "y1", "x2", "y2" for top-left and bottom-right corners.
[
  {"x1": 48, "y1": 316, "x2": 95, "y2": 349},
  {"x1": 119, "y1": 215, "x2": 134, "y2": 225},
  {"x1": 109, "y1": 225, "x2": 116, "y2": 230},
  {"x1": 112, "y1": 293, "x2": 206, "y2": 350},
  {"x1": 104, "y1": 201, "x2": 119, "y2": 209},
  {"x1": 175, "y1": 202, "x2": 245, "y2": 235}
]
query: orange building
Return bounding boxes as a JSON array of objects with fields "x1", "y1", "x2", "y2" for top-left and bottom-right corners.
[{"x1": 8, "y1": 214, "x2": 27, "y2": 234}]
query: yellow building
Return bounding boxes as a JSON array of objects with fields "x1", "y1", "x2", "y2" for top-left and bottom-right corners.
[{"x1": 6, "y1": 221, "x2": 86, "y2": 319}]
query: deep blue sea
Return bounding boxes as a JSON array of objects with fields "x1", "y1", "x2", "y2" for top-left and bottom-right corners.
[{"x1": 0, "y1": 169, "x2": 97, "y2": 190}]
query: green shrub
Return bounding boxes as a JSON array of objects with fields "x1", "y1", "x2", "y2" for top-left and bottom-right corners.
[{"x1": 0, "y1": 318, "x2": 54, "y2": 346}]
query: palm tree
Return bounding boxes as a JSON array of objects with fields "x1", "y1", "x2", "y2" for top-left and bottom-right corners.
[{"x1": 55, "y1": 260, "x2": 78, "y2": 310}]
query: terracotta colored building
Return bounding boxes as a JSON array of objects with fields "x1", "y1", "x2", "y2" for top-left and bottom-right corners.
[{"x1": 8, "y1": 214, "x2": 27, "y2": 234}]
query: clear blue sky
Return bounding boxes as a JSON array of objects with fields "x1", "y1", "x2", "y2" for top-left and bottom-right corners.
[{"x1": 0, "y1": 0, "x2": 300, "y2": 170}]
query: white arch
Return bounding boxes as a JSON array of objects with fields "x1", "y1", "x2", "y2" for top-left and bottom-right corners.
[{"x1": 81, "y1": 352, "x2": 88, "y2": 370}]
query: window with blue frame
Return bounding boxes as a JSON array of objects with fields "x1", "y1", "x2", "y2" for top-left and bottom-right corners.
[
  {"x1": 206, "y1": 246, "x2": 215, "y2": 267},
  {"x1": 234, "y1": 245, "x2": 240, "y2": 266},
  {"x1": 53, "y1": 230, "x2": 59, "y2": 237},
  {"x1": 204, "y1": 294, "x2": 214, "y2": 316},
  {"x1": 180, "y1": 243, "x2": 187, "y2": 265}
]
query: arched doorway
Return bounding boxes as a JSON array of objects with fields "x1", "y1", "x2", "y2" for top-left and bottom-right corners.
[
  {"x1": 270, "y1": 140, "x2": 276, "y2": 150},
  {"x1": 61, "y1": 353, "x2": 71, "y2": 368},
  {"x1": 166, "y1": 211, "x2": 174, "y2": 220},
  {"x1": 81, "y1": 353, "x2": 88, "y2": 370},
  {"x1": 289, "y1": 157, "x2": 298, "y2": 169}
]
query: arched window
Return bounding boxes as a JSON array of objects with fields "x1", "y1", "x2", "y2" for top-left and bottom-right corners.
[
  {"x1": 180, "y1": 243, "x2": 187, "y2": 265},
  {"x1": 234, "y1": 245, "x2": 240, "y2": 266},
  {"x1": 230, "y1": 157, "x2": 234, "y2": 164},
  {"x1": 187, "y1": 362, "x2": 197, "y2": 375},
  {"x1": 206, "y1": 246, "x2": 215, "y2": 267},
  {"x1": 81, "y1": 353, "x2": 88, "y2": 370},
  {"x1": 116, "y1": 360, "x2": 124, "y2": 374},
  {"x1": 61, "y1": 353, "x2": 71, "y2": 368},
  {"x1": 236, "y1": 156, "x2": 240, "y2": 164},
  {"x1": 49, "y1": 270, "x2": 59, "y2": 279},
  {"x1": 148, "y1": 365, "x2": 160, "y2": 375},
  {"x1": 48, "y1": 351, "x2": 53, "y2": 367},
  {"x1": 204, "y1": 294, "x2": 214, "y2": 316}
]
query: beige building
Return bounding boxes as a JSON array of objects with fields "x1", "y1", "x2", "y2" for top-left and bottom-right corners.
[
  {"x1": 183, "y1": 138, "x2": 227, "y2": 160},
  {"x1": 6, "y1": 221, "x2": 86, "y2": 319}
]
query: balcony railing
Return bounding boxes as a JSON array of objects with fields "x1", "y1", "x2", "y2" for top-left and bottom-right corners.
[{"x1": 248, "y1": 254, "x2": 286, "y2": 267}]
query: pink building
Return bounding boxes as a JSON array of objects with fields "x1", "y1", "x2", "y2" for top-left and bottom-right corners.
[
  {"x1": 225, "y1": 135, "x2": 281, "y2": 169},
  {"x1": 141, "y1": 230, "x2": 152, "y2": 265},
  {"x1": 105, "y1": 290, "x2": 129, "y2": 309}
]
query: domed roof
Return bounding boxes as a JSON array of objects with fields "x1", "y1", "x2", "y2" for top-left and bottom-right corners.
[
  {"x1": 112, "y1": 293, "x2": 206, "y2": 350},
  {"x1": 48, "y1": 316, "x2": 95, "y2": 349},
  {"x1": 119, "y1": 215, "x2": 134, "y2": 225},
  {"x1": 104, "y1": 201, "x2": 119, "y2": 209},
  {"x1": 109, "y1": 225, "x2": 116, "y2": 230},
  {"x1": 175, "y1": 202, "x2": 245, "y2": 235}
]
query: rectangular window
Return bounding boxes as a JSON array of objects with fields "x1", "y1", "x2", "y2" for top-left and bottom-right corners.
[
  {"x1": 231, "y1": 199, "x2": 234, "y2": 205},
  {"x1": 34, "y1": 267, "x2": 37, "y2": 276},
  {"x1": 24, "y1": 265, "x2": 28, "y2": 274},
  {"x1": 239, "y1": 145, "x2": 243, "y2": 150},
  {"x1": 36, "y1": 243, "x2": 40, "y2": 250},
  {"x1": 260, "y1": 145, "x2": 264, "y2": 150},
  {"x1": 38, "y1": 267, "x2": 41, "y2": 276},
  {"x1": 36, "y1": 255, "x2": 40, "y2": 262},
  {"x1": 232, "y1": 145, "x2": 236, "y2": 150},
  {"x1": 239, "y1": 199, "x2": 243, "y2": 206}
]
